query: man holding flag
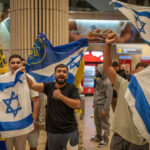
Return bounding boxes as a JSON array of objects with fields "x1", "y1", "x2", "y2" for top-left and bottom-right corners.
[
  {"x1": 103, "y1": 33, "x2": 149, "y2": 150},
  {"x1": 0, "y1": 48, "x2": 7, "y2": 150},
  {"x1": 0, "y1": 54, "x2": 39, "y2": 150},
  {"x1": 22, "y1": 63, "x2": 81, "y2": 150}
]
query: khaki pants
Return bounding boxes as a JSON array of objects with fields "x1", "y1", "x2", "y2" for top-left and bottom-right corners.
[
  {"x1": 6, "y1": 134, "x2": 27, "y2": 150},
  {"x1": 94, "y1": 106, "x2": 110, "y2": 143},
  {"x1": 110, "y1": 134, "x2": 149, "y2": 150}
]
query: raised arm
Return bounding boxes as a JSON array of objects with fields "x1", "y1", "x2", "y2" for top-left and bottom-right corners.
[
  {"x1": 104, "y1": 33, "x2": 118, "y2": 85},
  {"x1": 26, "y1": 74, "x2": 44, "y2": 93}
]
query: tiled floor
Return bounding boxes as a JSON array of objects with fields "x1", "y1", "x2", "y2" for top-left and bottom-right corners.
[{"x1": 26, "y1": 95, "x2": 114, "y2": 150}]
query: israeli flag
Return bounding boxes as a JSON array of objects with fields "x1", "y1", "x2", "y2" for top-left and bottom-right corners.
[
  {"x1": 125, "y1": 66, "x2": 150, "y2": 144},
  {"x1": 0, "y1": 70, "x2": 33, "y2": 138},
  {"x1": 111, "y1": 0, "x2": 150, "y2": 46},
  {"x1": 26, "y1": 33, "x2": 88, "y2": 88}
]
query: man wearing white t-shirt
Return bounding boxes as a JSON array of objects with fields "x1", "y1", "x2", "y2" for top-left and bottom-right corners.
[{"x1": 5, "y1": 54, "x2": 39, "y2": 150}]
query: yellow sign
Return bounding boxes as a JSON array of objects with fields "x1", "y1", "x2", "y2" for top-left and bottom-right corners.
[
  {"x1": 117, "y1": 48, "x2": 123, "y2": 53},
  {"x1": 0, "y1": 48, "x2": 7, "y2": 74}
]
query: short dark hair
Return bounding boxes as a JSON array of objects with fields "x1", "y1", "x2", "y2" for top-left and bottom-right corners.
[
  {"x1": 112, "y1": 61, "x2": 118, "y2": 67},
  {"x1": 22, "y1": 58, "x2": 25, "y2": 61},
  {"x1": 55, "y1": 64, "x2": 68, "y2": 72},
  {"x1": 9, "y1": 54, "x2": 23, "y2": 63},
  {"x1": 135, "y1": 62, "x2": 149, "y2": 70}
]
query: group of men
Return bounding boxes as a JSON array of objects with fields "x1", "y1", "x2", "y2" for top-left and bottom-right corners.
[
  {"x1": 1, "y1": 32, "x2": 149, "y2": 150},
  {"x1": 1, "y1": 54, "x2": 81, "y2": 150}
]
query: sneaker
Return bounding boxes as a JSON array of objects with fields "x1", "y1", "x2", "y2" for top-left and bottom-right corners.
[
  {"x1": 90, "y1": 136, "x2": 102, "y2": 142},
  {"x1": 98, "y1": 139, "x2": 108, "y2": 148}
]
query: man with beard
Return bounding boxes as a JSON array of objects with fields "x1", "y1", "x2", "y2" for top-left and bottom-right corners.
[{"x1": 24, "y1": 64, "x2": 81, "y2": 150}]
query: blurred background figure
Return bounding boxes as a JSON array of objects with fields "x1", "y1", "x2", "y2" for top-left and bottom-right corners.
[
  {"x1": 117, "y1": 64, "x2": 131, "y2": 81},
  {"x1": 90, "y1": 64, "x2": 112, "y2": 148},
  {"x1": 112, "y1": 61, "x2": 119, "y2": 72}
]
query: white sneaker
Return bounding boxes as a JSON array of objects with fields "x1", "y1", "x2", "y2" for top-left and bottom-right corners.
[{"x1": 98, "y1": 140, "x2": 108, "y2": 148}]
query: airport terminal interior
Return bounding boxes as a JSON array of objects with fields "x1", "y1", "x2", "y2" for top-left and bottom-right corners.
[{"x1": 0, "y1": 0, "x2": 150, "y2": 150}]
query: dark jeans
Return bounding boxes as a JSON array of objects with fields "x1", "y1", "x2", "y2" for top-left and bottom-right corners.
[
  {"x1": 47, "y1": 130, "x2": 79, "y2": 150},
  {"x1": 110, "y1": 134, "x2": 149, "y2": 150}
]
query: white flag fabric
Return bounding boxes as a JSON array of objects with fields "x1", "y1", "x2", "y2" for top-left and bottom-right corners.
[
  {"x1": 125, "y1": 66, "x2": 150, "y2": 144},
  {"x1": 0, "y1": 70, "x2": 33, "y2": 138},
  {"x1": 111, "y1": 0, "x2": 150, "y2": 46}
]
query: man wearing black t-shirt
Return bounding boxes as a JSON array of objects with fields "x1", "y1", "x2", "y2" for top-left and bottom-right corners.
[{"x1": 24, "y1": 64, "x2": 81, "y2": 150}]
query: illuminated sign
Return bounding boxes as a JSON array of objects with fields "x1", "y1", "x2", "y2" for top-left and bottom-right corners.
[
  {"x1": 141, "y1": 56, "x2": 150, "y2": 60},
  {"x1": 116, "y1": 44, "x2": 142, "y2": 55},
  {"x1": 119, "y1": 56, "x2": 132, "y2": 59},
  {"x1": 83, "y1": 51, "x2": 103, "y2": 62}
]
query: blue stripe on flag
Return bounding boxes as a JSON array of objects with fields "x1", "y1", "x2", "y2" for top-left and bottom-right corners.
[
  {"x1": 128, "y1": 75, "x2": 150, "y2": 134},
  {"x1": 141, "y1": 39, "x2": 150, "y2": 47},
  {"x1": 113, "y1": 2, "x2": 123, "y2": 8},
  {"x1": 0, "y1": 114, "x2": 33, "y2": 131},
  {"x1": 28, "y1": 72, "x2": 75, "y2": 84},
  {"x1": 66, "y1": 72, "x2": 75, "y2": 84},
  {"x1": 28, "y1": 72, "x2": 55, "y2": 83},
  {"x1": 0, "y1": 71, "x2": 23, "y2": 92}
]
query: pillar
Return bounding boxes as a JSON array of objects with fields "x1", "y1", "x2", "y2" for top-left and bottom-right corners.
[{"x1": 10, "y1": 0, "x2": 69, "y2": 59}]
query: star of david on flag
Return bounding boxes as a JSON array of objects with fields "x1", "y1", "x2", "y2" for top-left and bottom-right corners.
[
  {"x1": 111, "y1": 0, "x2": 150, "y2": 46},
  {"x1": 3, "y1": 91, "x2": 22, "y2": 118},
  {"x1": 0, "y1": 70, "x2": 33, "y2": 138},
  {"x1": 26, "y1": 33, "x2": 88, "y2": 88},
  {"x1": 135, "y1": 15, "x2": 146, "y2": 34}
]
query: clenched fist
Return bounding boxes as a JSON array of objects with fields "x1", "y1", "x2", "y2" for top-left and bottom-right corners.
[{"x1": 53, "y1": 89, "x2": 62, "y2": 100}]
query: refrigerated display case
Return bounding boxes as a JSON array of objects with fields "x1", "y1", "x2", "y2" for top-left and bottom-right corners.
[
  {"x1": 119, "y1": 56, "x2": 132, "y2": 74},
  {"x1": 83, "y1": 64, "x2": 96, "y2": 94},
  {"x1": 82, "y1": 51, "x2": 103, "y2": 94}
]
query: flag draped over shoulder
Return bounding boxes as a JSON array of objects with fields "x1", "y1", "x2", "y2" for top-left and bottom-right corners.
[
  {"x1": 111, "y1": 0, "x2": 150, "y2": 46},
  {"x1": 0, "y1": 48, "x2": 7, "y2": 74},
  {"x1": 26, "y1": 33, "x2": 88, "y2": 88},
  {"x1": 125, "y1": 66, "x2": 150, "y2": 144},
  {"x1": 0, "y1": 70, "x2": 33, "y2": 138}
]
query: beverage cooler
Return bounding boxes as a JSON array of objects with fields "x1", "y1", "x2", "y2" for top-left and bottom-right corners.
[
  {"x1": 82, "y1": 51, "x2": 103, "y2": 94},
  {"x1": 119, "y1": 56, "x2": 132, "y2": 74}
]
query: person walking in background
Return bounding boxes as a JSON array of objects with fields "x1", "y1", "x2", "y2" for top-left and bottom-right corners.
[
  {"x1": 90, "y1": 64, "x2": 113, "y2": 148},
  {"x1": 117, "y1": 63, "x2": 131, "y2": 81},
  {"x1": 112, "y1": 61, "x2": 119, "y2": 72}
]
